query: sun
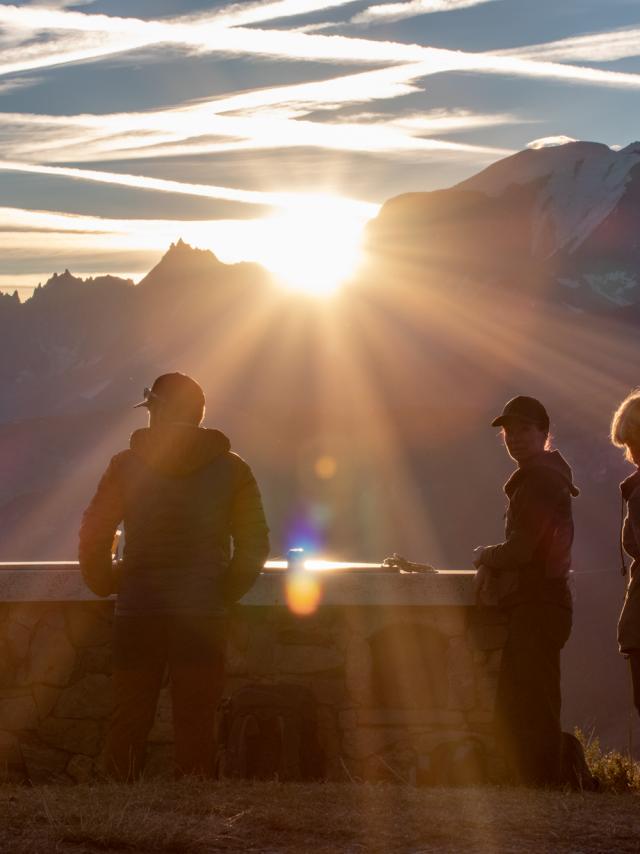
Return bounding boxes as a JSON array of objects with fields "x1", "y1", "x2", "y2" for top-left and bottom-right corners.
[{"x1": 257, "y1": 195, "x2": 378, "y2": 297}]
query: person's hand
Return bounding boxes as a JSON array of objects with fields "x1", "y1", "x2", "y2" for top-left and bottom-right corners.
[
  {"x1": 474, "y1": 562, "x2": 494, "y2": 606},
  {"x1": 472, "y1": 546, "x2": 486, "y2": 569}
]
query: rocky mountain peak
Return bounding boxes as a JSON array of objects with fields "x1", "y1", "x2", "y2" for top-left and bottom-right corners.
[{"x1": 137, "y1": 239, "x2": 225, "y2": 291}]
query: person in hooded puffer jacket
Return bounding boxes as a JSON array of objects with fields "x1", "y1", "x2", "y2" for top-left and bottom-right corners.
[
  {"x1": 78, "y1": 372, "x2": 270, "y2": 780},
  {"x1": 611, "y1": 390, "x2": 640, "y2": 718},
  {"x1": 474, "y1": 396, "x2": 578, "y2": 787}
]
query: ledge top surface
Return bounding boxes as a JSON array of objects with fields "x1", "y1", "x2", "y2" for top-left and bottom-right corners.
[{"x1": 0, "y1": 562, "x2": 475, "y2": 606}]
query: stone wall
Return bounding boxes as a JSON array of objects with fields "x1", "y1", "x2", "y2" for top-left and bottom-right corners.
[
  {"x1": 0, "y1": 567, "x2": 507, "y2": 783},
  {"x1": 0, "y1": 588, "x2": 506, "y2": 784}
]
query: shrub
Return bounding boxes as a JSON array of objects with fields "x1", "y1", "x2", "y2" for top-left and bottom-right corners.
[{"x1": 576, "y1": 727, "x2": 640, "y2": 792}]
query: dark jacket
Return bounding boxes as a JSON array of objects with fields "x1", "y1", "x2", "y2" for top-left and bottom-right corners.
[
  {"x1": 618, "y1": 469, "x2": 640, "y2": 653},
  {"x1": 78, "y1": 424, "x2": 270, "y2": 615},
  {"x1": 478, "y1": 450, "x2": 578, "y2": 608}
]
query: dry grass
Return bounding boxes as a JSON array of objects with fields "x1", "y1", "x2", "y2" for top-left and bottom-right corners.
[{"x1": 0, "y1": 779, "x2": 639, "y2": 854}]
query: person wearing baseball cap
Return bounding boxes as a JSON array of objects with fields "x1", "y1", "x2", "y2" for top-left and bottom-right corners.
[
  {"x1": 79, "y1": 372, "x2": 270, "y2": 780},
  {"x1": 474, "y1": 395, "x2": 579, "y2": 787}
]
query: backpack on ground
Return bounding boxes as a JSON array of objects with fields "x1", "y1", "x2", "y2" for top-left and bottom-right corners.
[{"x1": 215, "y1": 683, "x2": 324, "y2": 781}]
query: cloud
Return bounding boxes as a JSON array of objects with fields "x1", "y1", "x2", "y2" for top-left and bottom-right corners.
[
  {"x1": 353, "y1": 0, "x2": 497, "y2": 25},
  {"x1": 1, "y1": 3, "x2": 640, "y2": 93},
  {"x1": 0, "y1": 75, "x2": 43, "y2": 94},
  {"x1": 0, "y1": 160, "x2": 293, "y2": 207},
  {"x1": 20, "y1": 0, "x2": 98, "y2": 7},
  {"x1": 0, "y1": 61, "x2": 516, "y2": 165},
  {"x1": 200, "y1": 0, "x2": 363, "y2": 28},
  {"x1": 527, "y1": 135, "x2": 577, "y2": 149},
  {"x1": 0, "y1": 161, "x2": 383, "y2": 220},
  {"x1": 501, "y1": 27, "x2": 640, "y2": 64}
]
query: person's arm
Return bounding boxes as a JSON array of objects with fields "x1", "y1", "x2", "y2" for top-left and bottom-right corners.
[
  {"x1": 224, "y1": 457, "x2": 270, "y2": 604},
  {"x1": 477, "y1": 471, "x2": 564, "y2": 572},
  {"x1": 624, "y1": 491, "x2": 640, "y2": 566},
  {"x1": 78, "y1": 456, "x2": 125, "y2": 597}
]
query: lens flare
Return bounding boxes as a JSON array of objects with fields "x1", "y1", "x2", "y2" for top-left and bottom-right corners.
[
  {"x1": 314, "y1": 454, "x2": 337, "y2": 479},
  {"x1": 285, "y1": 571, "x2": 322, "y2": 616}
]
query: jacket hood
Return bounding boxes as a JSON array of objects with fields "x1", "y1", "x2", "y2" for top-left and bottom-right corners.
[
  {"x1": 620, "y1": 468, "x2": 640, "y2": 501},
  {"x1": 505, "y1": 449, "x2": 580, "y2": 497},
  {"x1": 129, "y1": 425, "x2": 230, "y2": 476}
]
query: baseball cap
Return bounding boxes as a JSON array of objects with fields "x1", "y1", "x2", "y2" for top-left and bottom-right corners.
[
  {"x1": 491, "y1": 396, "x2": 550, "y2": 431},
  {"x1": 134, "y1": 373, "x2": 205, "y2": 420}
]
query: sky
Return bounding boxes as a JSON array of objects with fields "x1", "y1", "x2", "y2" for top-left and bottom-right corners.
[{"x1": 1, "y1": 0, "x2": 640, "y2": 294}]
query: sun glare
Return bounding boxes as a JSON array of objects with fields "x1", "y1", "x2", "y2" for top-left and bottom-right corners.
[{"x1": 257, "y1": 195, "x2": 376, "y2": 297}]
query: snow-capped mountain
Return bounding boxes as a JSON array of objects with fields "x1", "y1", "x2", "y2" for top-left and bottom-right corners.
[{"x1": 366, "y1": 140, "x2": 640, "y2": 311}]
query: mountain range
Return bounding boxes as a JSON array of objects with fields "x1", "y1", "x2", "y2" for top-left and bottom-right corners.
[{"x1": 366, "y1": 140, "x2": 640, "y2": 314}]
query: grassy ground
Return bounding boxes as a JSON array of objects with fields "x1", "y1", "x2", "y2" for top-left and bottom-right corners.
[{"x1": 1, "y1": 780, "x2": 639, "y2": 854}]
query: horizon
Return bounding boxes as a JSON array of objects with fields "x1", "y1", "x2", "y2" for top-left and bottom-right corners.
[{"x1": 1, "y1": 0, "x2": 640, "y2": 295}]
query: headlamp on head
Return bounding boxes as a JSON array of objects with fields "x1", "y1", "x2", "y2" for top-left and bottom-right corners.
[{"x1": 133, "y1": 386, "x2": 163, "y2": 409}]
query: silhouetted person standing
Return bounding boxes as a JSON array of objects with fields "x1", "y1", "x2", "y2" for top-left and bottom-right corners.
[
  {"x1": 611, "y1": 391, "x2": 640, "y2": 717},
  {"x1": 474, "y1": 396, "x2": 578, "y2": 786},
  {"x1": 79, "y1": 373, "x2": 269, "y2": 780}
]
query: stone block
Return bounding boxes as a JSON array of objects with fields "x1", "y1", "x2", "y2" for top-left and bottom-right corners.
[
  {"x1": 82, "y1": 645, "x2": 112, "y2": 675},
  {"x1": 363, "y1": 746, "x2": 417, "y2": 784},
  {"x1": 33, "y1": 684, "x2": 61, "y2": 719},
  {"x1": 315, "y1": 705, "x2": 341, "y2": 778},
  {"x1": 276, "y1": 627, "x2": 335, "y2": 647},
  {"x1": 275, "y1": 608, "x2": 337, "y2": 633},
  {"x1": 245, "y1": 623, "x2": 275, "y2": 675},
  {"x1": 357, "y1": 708, "x2": 466, "y2": 728},
  {"x1": 38, "y1": 717, "x2": 103, "y2": 755},
  {"x1": 274, "y1": 644, "x2": 343, "y2": 675},
  {"x1": 341, "y1": 726, "x2": 408, "y2": 759},
  {"x1": 64, "y1": 603, "x2": 113, "y2": 648},
  {"x1": 344, "y1": 637, "x2": 372, "y2": 704},
  {"x1": 67, "y1": 753, "x2": 96, "y2": 783},
  {"x1": 476, "y1": 675, "x2": 498, "y2": 711},
  {"x1": 0, "y1": 731, "x2": 27, "y2": 782},
  {"x1": 428, "y1": 607, "x2": 467, "y2": 637},
  {"x1": 8, "y1": 603, "x2": 46, "y2": 631},
  {"x1": 447, "y1": 637, "x2": 476, "y2": 711},
  {"x1": 0, "y1": 690, "x2": 38, "y2": 731},
  {"x1": 338, "y1": 709, "x2": 358, "y2": 730},
  {"x1": 145, "y1": 744, "x2": 174, "y2": 779},
  {"x1": 21, "y1": 739, "x2": 70, "y2": 783},
  {"x1": 0, "y1": 640, "x2": 16, "y2": 688},
  {"x1": 484, "y1": 649, "x2": 503, "y2": 675},
  {"x1": 416, "y1": 730, "x2": 474, "y2": 753},
  {"x1": 417, "y1": 738, "x2": 487, "y2": 786},
  {"x1": 342, "y1": 607, "x2": 375, "y2": 638},
  {"x1": 42, "y1": 609, "x2": 66, "y2": 631},
  {"x1": 29, "y1": 620, "x2": 76, "y2": 687},
  {"x1": 148, "y1": 688, "x2": 173, "y2": 744},
  {"x1": 468, "y1": 609, "x2": 509, "y2": 651},
  {"x1": 306, "y1": 676, "x2": 345, "y2": 706},
  {"x1": 227, "y1": 618, "x2": 249, "y2": 652},
  {"x1": 225, "y1": 642, "x2": 248, "y2": 676},
  {"x1": 54, "y1": 674, "x2": 112, "y2": 720},
  {"x1": 5, "y1": 620, "x2": 31, "y2": 661},
  {"x1": 466, "y1": 709, "x2": 495, "y2": 726}
]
